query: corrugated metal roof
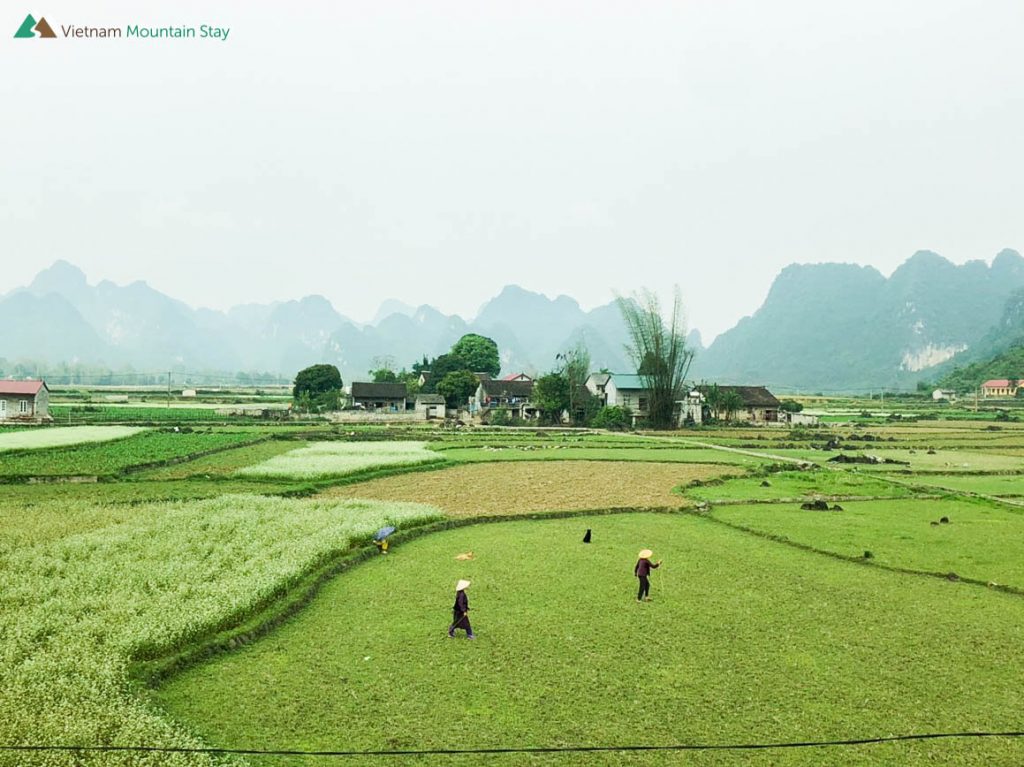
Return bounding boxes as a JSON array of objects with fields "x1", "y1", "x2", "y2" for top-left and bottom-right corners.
[
  {"x1": 697, "y1": 384, "x2": 781, "y2": 408},
  {"x1": 608, "y1": 373, "x2": 647, "y2": 390},
  {"x1": 351, "y1": 382, "x2": 408, "y2": 399},
  {"x1": 480, "y1": 379, "x2": 533, "y2": 397},
  {"x1": 0, "y1": 380, "x2": 45, "y2": 396}
]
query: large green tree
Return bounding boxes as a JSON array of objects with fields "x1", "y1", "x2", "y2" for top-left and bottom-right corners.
[
  {"x1": 702, "y1": 383, "x2": 722, "y2": 420},
  {"x1": 422, "y1": 354, "x2": 464, "y2": 393},
  {"x1": 436, "y1": 370, "x2": 480, "y2": 408},
  {"x1": 532, "y1": 373, "x2": 570, "y2": 424},
  {"x1": 556, "y1": 343, "x2": 595, "y2": 424},
  {"x1": 720, "y1": 390, "x2": 744, "y2": 421},
  {"x1": 293, "y1": 363, "x2": 343, "y2": 413},
  {"x1": 450, "y1": 334, "x2": 500, "y2": 376},
  {"x1": 293, "y1": 364, "x2": 342, "y2": 399},
  {"x1": 616, "y1": 288, "x2": 694, "y2": 429}
]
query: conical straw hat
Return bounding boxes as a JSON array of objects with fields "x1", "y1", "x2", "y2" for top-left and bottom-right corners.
[
  {"x1": 638, "y1": 549, "x2": 653, "y2": 559},
  {"x1": 456, "y1": 579, "x2": 471, "y2": 591}
]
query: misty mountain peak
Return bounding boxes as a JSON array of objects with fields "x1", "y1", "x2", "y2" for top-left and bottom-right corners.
[
  {"x1": 992, "y1": 249, "x2": 1024, "y2": 279},
  {"x1": 298, "y1": 294, "x2": 337, "y2": 312},
  {"x1": 373, "y1": 298, "x2": 418, "y2": 325},
  {"x1": 29, "y1": 260, "x2": 88, "y2": 294}
]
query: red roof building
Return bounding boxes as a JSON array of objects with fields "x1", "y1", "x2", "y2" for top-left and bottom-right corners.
[
  {"x1": 980, "y1": 379, "x2": 1020, "y2": 397},
  {"x1": 0, "y1": 380, "x2": 46, "y2": 396},
  {"x1": 0, "y1": 380, "x2": 51, "y2": 421}
]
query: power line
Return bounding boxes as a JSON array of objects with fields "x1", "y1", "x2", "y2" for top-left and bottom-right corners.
[{"x1": 2, "y1": 730, "x2": 1024, "y2": 758}]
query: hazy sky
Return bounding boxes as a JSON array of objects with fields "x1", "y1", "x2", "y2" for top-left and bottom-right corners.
[{"x1": 4, "y1": 1, "x2": 1023, "y2": 341}]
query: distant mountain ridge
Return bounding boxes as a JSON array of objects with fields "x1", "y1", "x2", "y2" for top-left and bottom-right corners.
[
  {"x1": 693, "y1": 249, "x2": 1024, "y2": 391},
  {"x1": 935, "y1": 288, "x2": 1024, "y2": 390},
  {"x1": 0, "y1": 262, "x2": 635, "y2": 380},
  {"x1": 3, "y1": 251, "x2": 1022, "y2": 391}
]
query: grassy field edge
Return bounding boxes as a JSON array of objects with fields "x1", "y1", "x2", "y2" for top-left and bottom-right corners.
[
  {"x1": 703, "y1": 507, "x2": 1024, "y2": 597},
  {"x1": 134, "y1": 505, "x2": 688, "y2": 688}
]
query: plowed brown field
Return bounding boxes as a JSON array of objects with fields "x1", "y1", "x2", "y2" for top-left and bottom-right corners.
[{"x1": 324, "y1": 460, "x2": 742, "y2": 516}]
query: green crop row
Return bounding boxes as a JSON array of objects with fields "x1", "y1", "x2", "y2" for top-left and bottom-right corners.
[
  {"x1": 49, "y1": 404, "x2": 282, "y2": 423},
  {"x1": 0, "y1": 430, "x2": 264, "y2": 478}
]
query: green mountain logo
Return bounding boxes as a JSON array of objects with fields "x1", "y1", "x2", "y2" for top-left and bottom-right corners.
[{"x1": 14, "y1": 13, "x2": 56, "y2": 38}]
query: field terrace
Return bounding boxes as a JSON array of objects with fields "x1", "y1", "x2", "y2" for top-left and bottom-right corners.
[{"x1": 3, "y1": 416, "x2": 1024, "y2": 766}]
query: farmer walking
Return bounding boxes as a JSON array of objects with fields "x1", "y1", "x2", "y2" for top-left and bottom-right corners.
[
  {"x1": 635, "y1": 549, "x2": 662, "y2": 602},
  {"x1": 448, "y1": 579, "x2": 475, "y2": 639}
]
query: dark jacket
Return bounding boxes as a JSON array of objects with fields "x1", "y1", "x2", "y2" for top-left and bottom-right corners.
[
  {"x1": 453, "y1": 590, "x2": 469, "y2": 614},
  {"x1": 635, "y1": 558, "x2": 659, "y2": 578}
]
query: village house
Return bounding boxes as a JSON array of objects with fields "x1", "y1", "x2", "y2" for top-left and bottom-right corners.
[
  {"x1": 414, "y1": 393, "x2": 446, "y2": 420},
  {"x1": 784, "y1": 411, "x2": 820, "y2": 426},
  {"x1": 584, "y1": 373, "x2": 611, "y2": 406},
  {"x1": 501, "y1": 372, "x2": 533, "y2": 382},
  {"x1": 473, "y1": 378, "x2": 537, "y2": 419},
  {"x1": 350, "y1": 382, "x2": 408, "y2": 412},
  {"x1": 591, "y1": 373, "x2": 701, "y2": 425},
  {"x1": 932, "y1": 389, "x2": 957, "y2": 402},
  {"x1": 981, "y1": 379, "x2": 1020, "y2": 398},
  {"x1": 699, "y1": 385, "x2": 782, "y2": 423},
  {"x1": 603, "y1": 374, "x2": 649, "y2": 416},
  {"x1": 0, "y1": 380, "x2": 51, "y2": 422}
]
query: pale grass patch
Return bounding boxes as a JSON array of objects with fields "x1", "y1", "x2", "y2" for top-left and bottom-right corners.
[
  {"x1": 0, "y1": 494, "x2": 441, "y2": 764},
  {"x1": 236, "y1": 440, "x2": 444, "y2": 480},
  {"x1": 0, "y1": 425, "x2": 146, "y2": 452}
]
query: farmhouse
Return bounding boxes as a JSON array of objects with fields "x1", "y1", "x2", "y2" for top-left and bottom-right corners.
[
  {"x1": 474, "y1": 379, "x2": 537, "y2": 419},
  {"x1": 932, "y1": 389, "x2": 957, "y2": 402},
  {"x1": 350, "y1": 382, "x2": 408, "y2": 412},
  {"x1": 0, "y1": 380, "x2": 51, "y2": 422},
  {"x1": 584, "y1": 373, "x2": 611, "y2": 405},
  {"x1": 604, "y1": 374, "x2": 649, "y2": 416},
  {"x1": 501, "y1": 372, "x2": 533, "y2": 382},
  {"x1": 981, "y1": 379, "x2": 1020, "y2": 398},
  {"x1": 595, "y1": 373, "x2": 697, "y2": 425},
  {"x1": 699, "y1": 385, "x2": 782, "y2": 423},
  {"x1": 414, "y1": 393, "x2": 446, "y2": 420}
]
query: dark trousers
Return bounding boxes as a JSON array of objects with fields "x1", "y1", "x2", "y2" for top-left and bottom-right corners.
[
  {"x1": 637, "y1": 575, "x2": 650, "y2": 600},
  {"x1": 450, "y1": 611, "x2": 472, "y2": 636}
]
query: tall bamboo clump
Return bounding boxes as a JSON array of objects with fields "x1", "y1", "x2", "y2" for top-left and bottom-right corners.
[{"x1": 615, "y1": 287, "x2": 694, "y2": 429}]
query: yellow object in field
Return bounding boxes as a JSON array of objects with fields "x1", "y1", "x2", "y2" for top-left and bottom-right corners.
[{"x1": 374, "y1": 538, "x2": 389, "y2": 554}]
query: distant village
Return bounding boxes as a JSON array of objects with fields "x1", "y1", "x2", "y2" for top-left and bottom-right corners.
[
  {"x1": 3, "y1": 370, "x2": 1023, "y2": 427},
  {"x1": 336, "y1": 371, "x2": 815, "y2": 428}
]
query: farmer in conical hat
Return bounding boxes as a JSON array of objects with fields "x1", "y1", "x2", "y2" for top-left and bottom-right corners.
[
  {"x1": 448, "y1": 579, "x2": 475, "y2": 639},
  {"x1": 634, "y1": 549, "x2": 662, "y2": 602}
]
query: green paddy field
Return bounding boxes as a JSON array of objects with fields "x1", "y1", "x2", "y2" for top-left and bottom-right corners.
[{"x1": 3, "y1": 414, "x2": 1024, "y2": 765}]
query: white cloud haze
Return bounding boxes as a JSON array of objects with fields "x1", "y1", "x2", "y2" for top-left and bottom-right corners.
[{"x1": 3, "y1": 0, "x2": 1024, "y2": 341}]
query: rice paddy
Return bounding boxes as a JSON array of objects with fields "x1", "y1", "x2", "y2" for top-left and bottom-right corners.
[{"x1": 5, "y1": 418, "x2": 1024, "y2": 766}]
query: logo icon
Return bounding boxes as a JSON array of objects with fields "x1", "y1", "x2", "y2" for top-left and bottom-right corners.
[{"x1": 14, "y1": 13, "x2": 56, "y2": 38}]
